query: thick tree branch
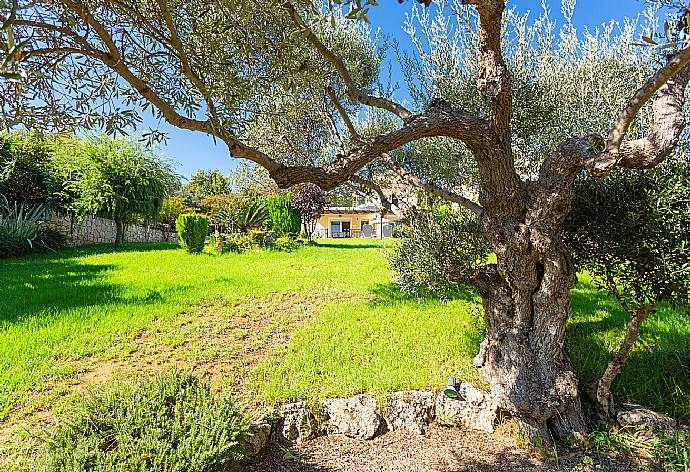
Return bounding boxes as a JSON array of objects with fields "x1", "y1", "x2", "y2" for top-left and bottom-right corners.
[
  {"x1": 381, "y1": 154, "x2": 484, "y2": 217},
  {"x1": 226, "y1": 102, "x2": 490, "y2": 190},
  {"x1": 461, "y1": 0, "x2": 511, "y2": 140},
  {"x1": 590, "y1": 47, "x2": 690, "y2": 175},
  {"x1": 283, "y1": 1, "x2": 412, "y2": 121},
  {"x1": 349, "y1": 175, "x2": 392, "y2": 211}
]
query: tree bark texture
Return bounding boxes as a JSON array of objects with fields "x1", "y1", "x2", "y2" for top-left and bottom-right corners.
[
  {"x1": 114, "y1": 217, "x2": 125, "y2": 247},
  {"x1": 594, "y1": 304, "x2": 654, "y2": 419},
  {"x1": 471, "y1": 144, "x2": 590, "y2": 450}
]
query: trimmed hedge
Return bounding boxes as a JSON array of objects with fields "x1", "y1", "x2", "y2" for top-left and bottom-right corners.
[{"x1": 176, "y1": 213, "x2": 208, "y2": 254}]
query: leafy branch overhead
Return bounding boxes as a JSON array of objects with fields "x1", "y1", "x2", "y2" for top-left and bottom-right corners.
[{"x1": 3, "y1": 0, "x2": 690, "y2": 448}]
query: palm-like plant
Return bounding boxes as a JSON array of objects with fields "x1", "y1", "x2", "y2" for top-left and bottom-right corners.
[
  {"x1": 0, "y1": 195, "x2": 46, "y2": 257},
  {"x1": 237, "y1": 200, "x2": 268, "y2": 232}
]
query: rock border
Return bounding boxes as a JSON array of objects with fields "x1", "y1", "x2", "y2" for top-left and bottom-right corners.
[
  {"x1": 242, "y1": 384, "x2": 689, "y2": 461},
  {"x1": 243, "y1": 381, "x2": 498, "y2": 459}
]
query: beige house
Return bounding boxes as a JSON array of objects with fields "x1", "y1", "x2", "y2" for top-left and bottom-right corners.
[{"x1": 315, "y1": 203, "x2": 399, "y2": 238}]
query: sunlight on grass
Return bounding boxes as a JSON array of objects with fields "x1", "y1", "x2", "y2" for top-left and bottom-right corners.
[{"x1": 1, "y1": 239, "x2": 688, "y2": 427}]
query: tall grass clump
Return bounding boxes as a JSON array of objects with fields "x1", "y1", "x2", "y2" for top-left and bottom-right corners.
[{"x1": 29, "y1": 371, "x2": 250, "y2": 472}]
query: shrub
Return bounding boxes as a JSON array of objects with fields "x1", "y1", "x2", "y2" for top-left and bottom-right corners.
[
  {"x1": 0, "y1": 197, "x2": 46, "y2": 258},
  {"x1": 176, "y1": 213, "x2": 208, "y2": 254},
  {"x1": 28, "y1": 371, "x2": 250, "y2": 472},
  {"x1": 237, "y1": 200, "x2": 268, "y2": 231},
  {"x1": 0, "y1": 131, "x2": 55, "y2": 207},
  {"x1": 266, "y1": 194, "x2": 300, "y2": 237},
  {"x1": 389, "y1": 204, "x2": 490, "y2": 296},
  {"x1": 248, "y1": 229, "x2": 265, "y2": 247},
  {"x1": 230, "y1": 233, "x2": 252, "y2": 253},
  {"x1": 270, "y1": 236, "x2": 299, "y2": 252},
  {"x1": 563, "y1": 159, "x2": 690, "y2": 415},
  {"x1": 210, "y1": 232, "x2": 252, "y2": 253}
]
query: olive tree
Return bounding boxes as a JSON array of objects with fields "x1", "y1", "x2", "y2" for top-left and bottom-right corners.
[
  {"x1": 564, "y1": 159, "x2": 690, "y2": 419},
  {"x1": 3, "y1": 0, "x2": 690, "y2": 447}
]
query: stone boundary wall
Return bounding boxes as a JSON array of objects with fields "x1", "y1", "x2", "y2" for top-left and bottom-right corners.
[{"x1": 46, "y1": 213, "x2": 179, "y2": 247}]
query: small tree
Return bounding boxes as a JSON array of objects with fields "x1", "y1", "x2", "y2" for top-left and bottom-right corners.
[
  {"x1": 183, "y1": 169, "x2": 231, "y2": 204},
  {"x1": 51, "y1": 135, "x2": 177, "y2": 247},
  {"x1": 266, "y1": 194, "x2": 301, "y2": 237},
  {"x1": 564, "y1": 158, "x2": 690, "y2": 418},
  {"x1": 292, "y1": 183, "x2": 326, "y2": 242},
  {"x1": 197, "y1": 193, "x2": 247, "y2": 234}
]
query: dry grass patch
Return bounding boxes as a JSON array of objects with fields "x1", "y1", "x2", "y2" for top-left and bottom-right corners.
[{"x1": 0, "y1": 291, "x2": 347, "y2": 469}]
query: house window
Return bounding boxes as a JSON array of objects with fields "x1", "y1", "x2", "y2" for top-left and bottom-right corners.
[
  {"x1": 330, "y1": 220, "x2": 351, "y2": 237},
  {"x1": 360, "y1": 220, "x2": 369, "y2": 228}
]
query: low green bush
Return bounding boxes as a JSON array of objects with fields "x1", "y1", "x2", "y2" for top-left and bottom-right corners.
[
  {"x1": 248, "y1": 229, "x2": 265, "y2": 247},
  {"x1": 28, "y1": 371, "x2": 250, "y2": 472},
  {"x1": 0, "y1": 198, "x2": 62, "y2": 258},
  {"x1": 270, "y1": 236, "x2": 299, "y2": 252},
  {"x1": 216, "y1": 233, "x2": 252, "y2": 253},
  {"x1": 176, "y1": 213, "x2": 208, "y2": 254}
]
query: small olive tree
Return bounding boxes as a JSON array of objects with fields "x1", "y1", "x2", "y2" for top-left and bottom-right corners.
[
  {"x1": 390, "y1": 202, "x2": 490, "y2": 296},
  {"x1": 563, "y1": 158, "x2": 690, "y2": 418},
  {"x1": 51, "y1": 135, "x2": 178, "y2": 246},
  {"x1": 292, "y1": 183, "x2": 326, "y2": 241}
]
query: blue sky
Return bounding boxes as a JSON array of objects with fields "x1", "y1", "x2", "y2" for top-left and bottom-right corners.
[{"x1": 151, "y1": 0, "x2": 655, "y2": 178}]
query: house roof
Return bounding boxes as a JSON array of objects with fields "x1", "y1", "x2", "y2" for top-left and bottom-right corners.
[
  {"x1": 323, "y1": 206, "x2": 396, "y2": 216},
  {"x1": 323, "y1": 207, "x2": 376, "y2": 215}
]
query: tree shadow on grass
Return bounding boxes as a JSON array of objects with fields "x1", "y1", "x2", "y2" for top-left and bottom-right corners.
[
  {"x1": 0, "y1": 247, "x2": 193, "y2": 326},
  {"x1": 0, "y1": 258, "x2": 119, "y2": 325}
]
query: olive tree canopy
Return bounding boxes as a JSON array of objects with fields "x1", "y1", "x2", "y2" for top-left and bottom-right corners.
[{"x1": 3, "y1": 0, "x2": 690, "y2": 448}]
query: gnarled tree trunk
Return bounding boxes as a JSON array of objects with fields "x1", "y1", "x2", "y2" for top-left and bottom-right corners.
[{"x1": 471, "y1": 142, "x2": 592, "y2": 450}]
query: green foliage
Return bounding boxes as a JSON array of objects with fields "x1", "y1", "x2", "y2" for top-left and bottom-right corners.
[
  {"x1": 270, "y1": 236, "x2": 299, "y2": 253},
  {"x1": 588, "y1": 425, "x2": 690, "y2": 472},
  {"x1": 216, "y1": 232, "x2": 252, "y2": 253},
  {"x1": 266, "y1": 193, "x2": 301, "y2": 237},
  {"x1": 175, "y1": 213, "x2": 208, "y2": 254},
  {"x1": 0, "y1": 131, "x2": 54, "y2": 206},
  {"x1": 198, "y1": 193, "x2": 247, "y2": 232},
  {"x1": 248, "y1": 229, "x2": 265, "y2": 247},
  {"x1": 292, "y1": 183, "x2": 326, "y2": 241},
  {"x1": 50, "y1": 135, "x2": 178, "y2": 226},
  {"x1": 237, "y1": 200, "x2": 268, "y2": 231},
  {"x1": 159, "y1": 195, "x2": 191, "y2": 229},
  {"x1": 0, "y1": 197, "x2": 62, "y2": 258},
  {"x1": 29, "y1": 371, "x2": 250, "y2": 472},
  {"x1": 564, "y1": 159, "x2": 690, "y2": 309},
  {"x1": 183, "y1": 169, "x2": 231, "y2": 204},
  {"x1": 390, "y1": 204, "x2": 490, "y2": 296}
]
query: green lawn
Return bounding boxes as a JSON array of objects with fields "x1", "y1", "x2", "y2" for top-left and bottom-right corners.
[{"x1": 0, "y1": 239, "x2": 688, "y2": 440}]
